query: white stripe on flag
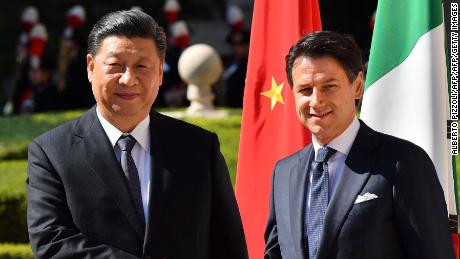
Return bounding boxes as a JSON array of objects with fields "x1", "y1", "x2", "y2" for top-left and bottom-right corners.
[{"x1": 361, "y1": 24, "x2": 456, "y2": 214}]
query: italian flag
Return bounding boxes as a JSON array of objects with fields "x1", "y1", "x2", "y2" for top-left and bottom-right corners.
[{"x1": 360, "y1": 0, "x2": 458, "y2": 254}]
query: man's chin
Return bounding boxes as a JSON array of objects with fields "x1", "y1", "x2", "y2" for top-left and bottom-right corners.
[
  {"x1": 109, "y1": 106, "x2": 140, "y2": 116},
  {"x1": 306, "y1": 121, "x2": 326, "y2": 132},
  {"x1": 308, "y1": 123, "x2": 331, "y2": 137}
]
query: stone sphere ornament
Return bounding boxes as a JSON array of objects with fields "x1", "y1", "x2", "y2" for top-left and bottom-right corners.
[{"x1": 178, "y1": 44, "x2": 223, "y2": 115}]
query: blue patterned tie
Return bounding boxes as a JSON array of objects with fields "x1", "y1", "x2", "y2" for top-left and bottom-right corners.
[
  {"x1": 306, "y1": 146, "x2": 336, "y2": 259},
  {"x1": 117, "y1": 135, "x2": 145, "y2": 225}
]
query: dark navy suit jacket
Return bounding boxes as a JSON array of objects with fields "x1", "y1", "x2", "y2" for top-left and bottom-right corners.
[
  {"x1": 27, "y1": 107, "x2": 248, "y2": 259},
  {"x1": 265, "y1": 121, "x2": 454, "y2": 259}
]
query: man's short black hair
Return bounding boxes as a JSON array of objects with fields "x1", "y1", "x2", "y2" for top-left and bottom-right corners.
[
  {"x1": 285, "y1": 31, "x2": 364, "y2": 87},
  {"x1": 87, "y1": 10, "x2": 167, "y2": 60}
]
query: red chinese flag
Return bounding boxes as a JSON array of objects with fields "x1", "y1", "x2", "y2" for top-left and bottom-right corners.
[{"x1": 235, "y1": 0, "x2": 321, "y2": 258}]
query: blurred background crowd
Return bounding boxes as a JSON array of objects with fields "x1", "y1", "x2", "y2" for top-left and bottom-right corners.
[{"x1": 0, "y1": 0, "x2": 377, "y2": 115}]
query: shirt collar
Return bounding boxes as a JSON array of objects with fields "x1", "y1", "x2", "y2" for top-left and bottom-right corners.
[
  {"x1": 96, "y1": 106, "x2": 150, "y2": 152},
  {"x1": 312, "y1": 117, "x2": 360, "y2": 159}
]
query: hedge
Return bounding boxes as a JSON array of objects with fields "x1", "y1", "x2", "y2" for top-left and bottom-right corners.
[
  {"x1": 0, "y1": 244, "x2": 32, "y2": 259},
  {"x1": 0, "y1": 161, "x2": 28, "y2": 243},
  {"x1": 0, "y1": 111, "x2": 83, "y2": 160}
]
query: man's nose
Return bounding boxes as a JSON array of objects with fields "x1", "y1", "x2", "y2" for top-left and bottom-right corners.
[
  {"x1": 119, "y1": 67, "x2": 138, "y2": 86},
  {"x1": 309, "y1": 87, "x2": 322, "y2": 107}
]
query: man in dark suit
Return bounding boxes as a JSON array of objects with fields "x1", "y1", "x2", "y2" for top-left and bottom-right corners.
[
  {"x1": 27, "y1": 10, "x2": 248, "y2": 259},
  {"x1": 264, "y1": 31, "x2": 454, "y2": 259}
]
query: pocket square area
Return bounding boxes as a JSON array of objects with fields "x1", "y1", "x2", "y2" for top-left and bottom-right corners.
[{"x1": 354, "y1": 192, "x2": 379, "y2": 204}]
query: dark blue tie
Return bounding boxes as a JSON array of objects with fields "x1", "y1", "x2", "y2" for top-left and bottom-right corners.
[
  {"x1": 117, "y1": 135, "x2": 145, "y2": 225},
  {"x1": 305, "y1": 146, "x2": 336, "y2": 259}
]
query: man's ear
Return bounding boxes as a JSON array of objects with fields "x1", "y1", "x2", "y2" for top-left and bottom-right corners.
[
  {"x1": 158, "y1": 61, "x2": 164, "y2": 87},
  {"x1": 353, "y1": 71, "x2": 364, "y2": 100},
  {"x1": 87, "y1": 54, "x2": 94, "y2": 83}
]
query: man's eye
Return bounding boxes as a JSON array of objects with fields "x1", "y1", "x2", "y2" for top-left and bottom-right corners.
[
  {"x1": 299, "y1": 88, "x2": 312, "y2": 94},
  {"x1": 105, "y1": 63, "x2": 123, "y2": 73}
]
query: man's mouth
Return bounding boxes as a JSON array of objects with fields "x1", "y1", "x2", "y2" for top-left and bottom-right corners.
[
  {"x1": 115, "y1": 93, "x2": 139, "y2": 100},
  {"x1": 308, "y1": 111, "x2": 332, "y2": 118}
]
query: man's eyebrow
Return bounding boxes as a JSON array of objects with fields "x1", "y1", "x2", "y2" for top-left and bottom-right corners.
[
  {"x1": 323, "y1": 78, "x2": 338, "y2": 83},
  {"x1": 102, "y1": 52, "x2": 121, "y2": 59},
  {"x1": 106, "y1": 50, "x2": 120, "y2": 55},
  {"x1": 137, "y1": 56, "x2": 154, "y2": 62},
  {"x1": 296, "y1": 77, "x2": 338, "y2": 86}
]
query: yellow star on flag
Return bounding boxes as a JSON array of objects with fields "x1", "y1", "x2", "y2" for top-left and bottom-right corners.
[{"x1": 261, "y1": 76, "x2": 285, "y2": 110}]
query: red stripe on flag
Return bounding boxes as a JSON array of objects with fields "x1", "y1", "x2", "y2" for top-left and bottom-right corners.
[{"x1": 453, "y1": 233, "x2": 459, "y2": 259}]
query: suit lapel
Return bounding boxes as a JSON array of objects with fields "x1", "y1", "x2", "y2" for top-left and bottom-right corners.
[
  {"x1": 316, "y1": 165, "x2": 370, "y2": 258},
  {"x1": 143, "y1": 111, "x2": 173, "y2": 252},
  {"x1": 74, "y1": 107, "x2": 145, "y2": 239},
  {"x1": 316, "y1": 121, "x2": 379, "y2": 259},
  {"x1": 290, "y1": 145, "x2": 314, "y2": 259}
]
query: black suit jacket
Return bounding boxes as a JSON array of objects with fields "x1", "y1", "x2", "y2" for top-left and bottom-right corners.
[
  {"x1": 265, "y1": 121, "x2": 454, "y2": 259},
  {"x1": 27, "y1": 107, "x2": 248, "y2": 259}
]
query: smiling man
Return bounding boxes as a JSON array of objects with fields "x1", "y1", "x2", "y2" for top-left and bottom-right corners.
[
  {"x1": 26, "y1": 10, "x2": 247, "y2": 259},
  {"x1": 264, "y1": 31, "x2": 454, "y2": 259}
]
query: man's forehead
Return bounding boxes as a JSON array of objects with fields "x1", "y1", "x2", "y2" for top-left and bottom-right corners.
[
  {"x1": 100, "y1": 35, "x2": 155, "y2": 47},
  {"x1": 96, "y1": 36, "x2": 158, "y2": 56},
  {"x1": 294, "y1": 73, "x2": 338, "y2": 86},
  {"x1": 293, "y1": 55, "x2": 346, "y2": 72},
  {"x1": 292, "y1": 57, "x2": 346, "y2": 85},
  {"x1": 294, "y1": 54, "x2": 337, "y2": 63}
]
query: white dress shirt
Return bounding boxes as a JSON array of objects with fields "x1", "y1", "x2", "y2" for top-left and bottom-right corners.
[
  {"x1": 96, "y1": 107, "x2": 151, "y2": 222},
  {"x1": 308, "y1": 117, "x2": 360, "y2": 208}
]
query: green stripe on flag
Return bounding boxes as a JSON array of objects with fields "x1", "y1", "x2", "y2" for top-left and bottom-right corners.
[{"x1": 365, "y1": 0, "x2": 443, "y2": 89}]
